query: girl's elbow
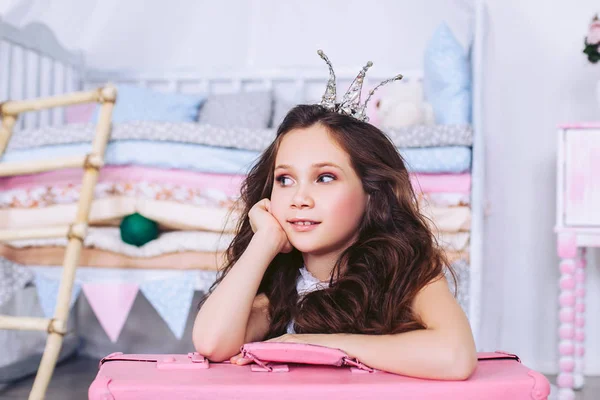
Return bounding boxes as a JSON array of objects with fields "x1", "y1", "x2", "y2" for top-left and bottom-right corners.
[
  {"x1": 193, "y1": 329, "x2": 230, "y2": 362},
  {"x1": 193, "y1": 335, "x2": 215, "y2": 358},
  {"x1": 193, "y1": 328, "x2": 244, "y2": 363},
  {"x1": 447, "y1": 348, "x2": 477, "y2": 380},
  {"x1": 193, "y1": 337, "x2": 233, "y2": 363}
]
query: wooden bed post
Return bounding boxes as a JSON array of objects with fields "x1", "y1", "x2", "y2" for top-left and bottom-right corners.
[
  {"x1": 0, "y1": 114, "x2": 18, "y2": 155},
  {"x1": 0, "y1": 86, "x2": 116, "y2": 400}
]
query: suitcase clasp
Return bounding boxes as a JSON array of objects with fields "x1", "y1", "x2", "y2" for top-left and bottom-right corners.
[
  {"x1": 187, "y1": 352, "x2": 210, "y2": 369},
  {"x1": 188, "y1": 352, "x2": 208, "y2": 364}
]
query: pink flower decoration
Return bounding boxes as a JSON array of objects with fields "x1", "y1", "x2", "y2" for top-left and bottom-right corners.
[{"x1": 588, "y1": 21, "x2": 600, "y2": 45}]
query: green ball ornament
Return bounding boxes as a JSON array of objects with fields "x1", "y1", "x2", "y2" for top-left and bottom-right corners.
[{"x1": 120, "y1": 213, "x2": 159, "y2": 247}]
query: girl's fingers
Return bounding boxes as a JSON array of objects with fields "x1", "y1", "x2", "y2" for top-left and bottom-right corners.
[
  {"x1": 259, "y1": 198, "x2": 268, "y2": 208},
  {"x1": 236, "y1": 357, "x2": 253, "y2": 365},
  {"x1": 230, "y1": 353, "x2": 253, "y2": 366}
]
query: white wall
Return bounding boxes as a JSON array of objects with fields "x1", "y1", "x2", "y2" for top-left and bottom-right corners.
[
  {"x1": 0, "y1": 0, "x2": 474, "y2": 71},
  {"x1": 480, "y1": 0, "x2": 600, "y2": 374},
  {"x1": 2, "y1": 0, "x2": 600, "y2": 375}
]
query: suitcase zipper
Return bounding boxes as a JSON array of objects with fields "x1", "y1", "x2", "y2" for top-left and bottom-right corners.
[
  {"x1": 477, "y1": 353, "x2": 521, "y2": 363},
  {"x1": 99, "y1": 354, "x2": 521, "y2": 367},
  {"x1": 101, "y1": 358, "x2": 157, "y2": 365}
]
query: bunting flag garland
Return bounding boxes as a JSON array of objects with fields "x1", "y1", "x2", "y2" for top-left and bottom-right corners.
[
  {"x1": 34, "y1": 273, "x2": 81, "y2": 318},
  {"x1": 140, "y1": 271, "x2": 195, "y2": 339},
  {"x1": 82, "y1": 283, "x2": 139, "y2": 342}
]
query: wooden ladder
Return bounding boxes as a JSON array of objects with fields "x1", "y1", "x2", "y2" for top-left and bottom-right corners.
[{"x1": 0, "y1": 86, "x2": 116, "y2": 400}]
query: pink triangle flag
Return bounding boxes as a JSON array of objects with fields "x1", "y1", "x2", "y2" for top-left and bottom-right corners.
[{"x1": 82, "y1": 283, "x2": 139, "y2": 343}]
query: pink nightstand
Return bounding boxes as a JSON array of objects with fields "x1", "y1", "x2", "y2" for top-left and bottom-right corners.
[{"x1": 555, "y1": 123, "x2": 600, "y2": 400}]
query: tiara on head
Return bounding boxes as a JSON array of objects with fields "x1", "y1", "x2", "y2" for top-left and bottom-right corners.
[{"x1": 317, "y1": 49, "x2": 403, "y2": 122}]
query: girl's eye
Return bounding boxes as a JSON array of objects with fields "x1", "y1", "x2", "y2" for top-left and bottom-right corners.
[
  {"x1": 275, "y1": 176, "x2": 293, "y2": 186},
  {"x1": 318, "y1": 174, "x2": 336, "y2": 183}
]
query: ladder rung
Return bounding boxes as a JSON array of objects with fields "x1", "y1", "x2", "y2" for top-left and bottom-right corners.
[
  {"x1": 0, "y1": 315, "x2": 51, "y2": 331},
  {"x1": 0, "y1": 155, "x2": 86, "y2": 177},
  {"x1": 0, "y1": 89, "x2": 104, "y2": 115},
  {"x1": 0, "y1": 226, "x2": 71, "y2": 241}
]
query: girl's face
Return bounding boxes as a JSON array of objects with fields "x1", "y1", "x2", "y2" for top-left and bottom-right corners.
[{"x1": 270, "y1": 124, "x2": 368, "y2": 256}]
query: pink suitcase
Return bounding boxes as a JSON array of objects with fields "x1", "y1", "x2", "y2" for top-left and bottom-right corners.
[{"x1": 89, "y1": 342, "x2": 551, "y2": 399}]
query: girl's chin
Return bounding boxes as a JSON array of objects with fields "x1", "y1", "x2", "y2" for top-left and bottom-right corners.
[
  {"x1": 288, "y1": 240, "x2": 321, "y2": 254},
  {"x1": 289, "y1": 243, "x2": 317, "y2": 253},
  {"x1": 289, "y1": 240, "x2": 336, "y2": 255}
]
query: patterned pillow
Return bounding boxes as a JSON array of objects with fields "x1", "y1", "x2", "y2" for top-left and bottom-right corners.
[
  {"x1": 423, "y1": 22, "x2": 471, "y2": 124},
  {"x1": 197, "y1": 91, "x2": 273, "y2": 129},
  {"x1": 0, "y1": 258, "x2": 33, "y2": 308},
  {"x1": 384, "y1": 124, "x2": 473, "y2": 148}
]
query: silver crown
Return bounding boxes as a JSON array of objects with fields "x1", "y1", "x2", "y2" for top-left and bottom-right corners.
[{"x1": 317, "y1": 50, "x2": 403, "y2": 122}]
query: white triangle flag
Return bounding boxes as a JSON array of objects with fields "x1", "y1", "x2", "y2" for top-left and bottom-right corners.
[
  {"x1": 34, "y1": 273, "x2": 81, "y2": 318},
  {"x1": 140, "y1": 272, "x2": 195, "y2": 339}
]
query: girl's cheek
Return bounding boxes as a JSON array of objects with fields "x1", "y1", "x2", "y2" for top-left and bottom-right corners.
[
  {"x1": 269, "y1": 201, "x2": 284, "y2": 221},
  {"x1": 331, "y1": 192, "x2": 366, "y2": 219}
]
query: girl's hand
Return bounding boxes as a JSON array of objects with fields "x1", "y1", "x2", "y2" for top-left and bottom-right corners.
[
  {"x1": 266, "y1": 334, "x2": 338, "y2": 349},
  {"x1": 248, "y1": 198, "x2": 293, "y2": 254},
  {"x1": 265, "y1": 334, "x2": 307, "y2": 343},
  {"x1": 230, "y1": 353, "x2": 253, "y2": 366}
]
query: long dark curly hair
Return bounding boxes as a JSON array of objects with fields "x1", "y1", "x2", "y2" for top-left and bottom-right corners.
[{"x1": 205, "y1": 104, "x2": 454, "y2": 339}]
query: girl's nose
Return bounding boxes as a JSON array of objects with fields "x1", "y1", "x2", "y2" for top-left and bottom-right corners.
[{"x1": 291, "y1": 187, "x2": 314, "y2": 209}]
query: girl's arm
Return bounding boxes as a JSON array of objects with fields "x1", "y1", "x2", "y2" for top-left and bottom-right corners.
[
  {"x1": 192, "y1": 230, "x2": 278, "y2": 362},
  {"x1": 271, "y1": 277, "x2": 477, "y2": 380},
  {"x1": 244, "y1": 293, "x2": 271, "y2": 344}
]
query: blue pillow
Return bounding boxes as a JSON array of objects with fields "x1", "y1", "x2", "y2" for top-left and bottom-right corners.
[
  {"x1": 91, "y1": 84, "x2": 206, "y2": 123},
  {"x1": 423, "y1": 22, "x2": 471, "y2": 125}
]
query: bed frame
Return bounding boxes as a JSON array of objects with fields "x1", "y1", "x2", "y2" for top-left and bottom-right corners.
[{"x1": 0, "y1": 2, "x2": 486, "y2": 348}]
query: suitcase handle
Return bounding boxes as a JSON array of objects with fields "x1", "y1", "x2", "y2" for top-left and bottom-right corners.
[
  {"x1": 241, "y1": 346, "x2": 374, "y2": 373},
  {"x1": 244, "y1": 349, "x2": 521, "y2": 373}
]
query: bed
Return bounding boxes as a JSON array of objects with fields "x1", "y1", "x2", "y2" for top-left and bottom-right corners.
[{"x1": 0, "y1": 3, "x2": 487, "y2": 373}]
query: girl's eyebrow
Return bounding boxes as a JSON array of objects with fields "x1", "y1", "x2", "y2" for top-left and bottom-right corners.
[{"x1": 275, "y1": 162, "x2": 343, "y2": 171}]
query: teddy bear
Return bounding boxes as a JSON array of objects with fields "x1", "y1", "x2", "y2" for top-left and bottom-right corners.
[{"x1": 367, "y1": 80, "x2": 435, "y2": 129}]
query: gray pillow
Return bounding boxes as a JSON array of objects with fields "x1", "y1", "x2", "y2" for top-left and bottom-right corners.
[
  {"x1": 197, "y1": 91, "x2": 273, "y2": 129},
  {"x1": 271, "y1": 98, "x2": 297, "y2": 128}
]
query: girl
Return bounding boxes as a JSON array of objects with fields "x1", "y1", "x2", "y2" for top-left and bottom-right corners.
[{"x1": 193, "y1": 104, "x2": 477, "y2": 380}]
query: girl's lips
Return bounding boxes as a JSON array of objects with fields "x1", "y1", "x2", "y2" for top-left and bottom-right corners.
[
  {"x1": 289, "y1": 221, "x2": 321, "y2": 232},
  {"x1": 288, "y1": 218, "x2": 319, "y2": 223}
]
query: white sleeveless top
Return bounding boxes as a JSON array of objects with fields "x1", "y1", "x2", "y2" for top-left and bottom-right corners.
[{"x1": 285, "y1": 266, "x2": 330, "y2": 334}]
